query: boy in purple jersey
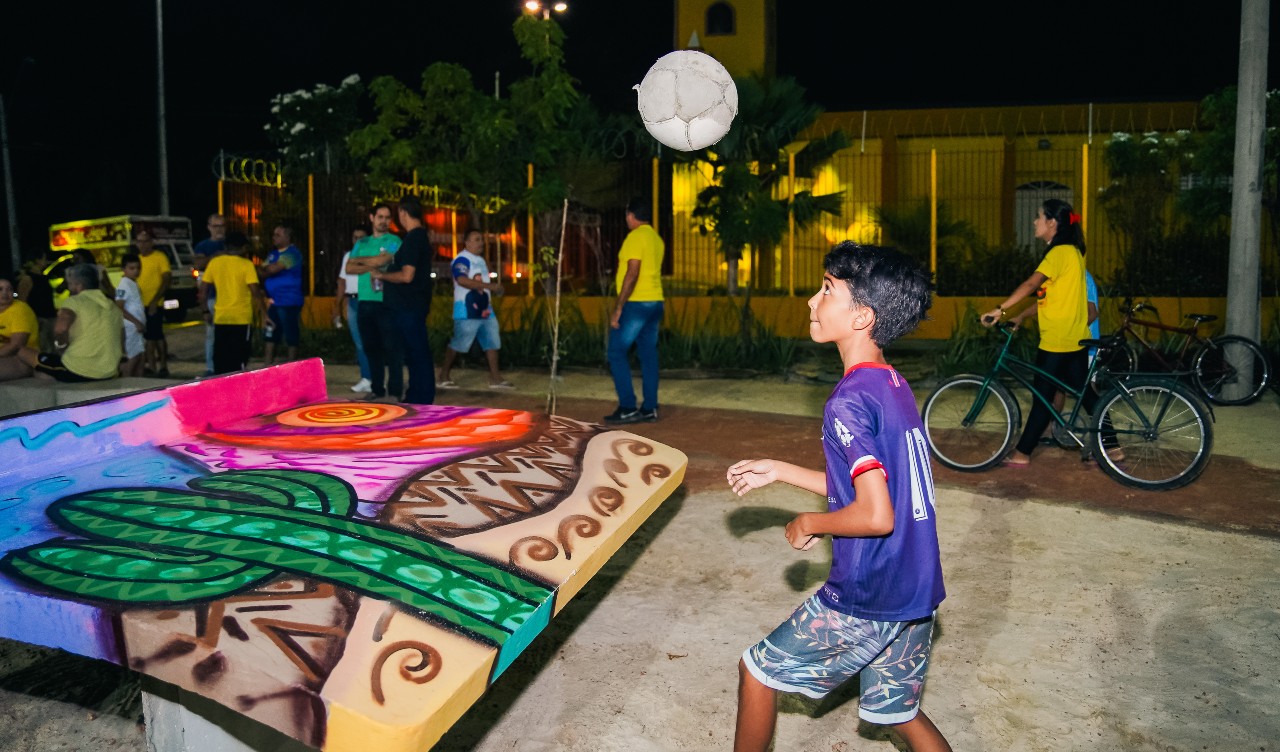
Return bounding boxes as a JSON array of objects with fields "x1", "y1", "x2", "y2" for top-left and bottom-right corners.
[{"x1": 727, "y1": 242, "x2": 950, "y2": 752}]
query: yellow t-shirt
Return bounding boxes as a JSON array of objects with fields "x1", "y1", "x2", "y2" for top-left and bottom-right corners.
[
  {"x1": 1034, "y1": 244, "x2": 1091, "y2": 353},
  {"x1": 202, "y1": 255, "x2": 260, "y2": 325},
  {"x1": 137, "y1": 250, "x2": 172, "y2": 306},
  {"x1": 0, "y1": 300, "x2": 39, "y2": 350},
  {"x1": 62, "y1": 289, "x2": 123, "y2": 380},
  {"x1": 615, "y1": 224, "x2": 664, "y2": 302}
]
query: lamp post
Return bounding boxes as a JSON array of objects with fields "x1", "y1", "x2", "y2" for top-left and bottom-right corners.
[{"x1": 156, "y1": 0, "x2": 170, "y2": 216}]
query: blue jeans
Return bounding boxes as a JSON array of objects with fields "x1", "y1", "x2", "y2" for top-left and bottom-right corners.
[
  {"x1": 204, "y1": 292, "x2": 216, "y2": 373},
  {"x1": 607, "y1": 301, "x2": 663, "y2": 411},
  {"x1": 345, "y1": 296, "x2": 370, "y2": 380},
  {"x1": 394, "y1": 307, "x2": 435, "y2": 405}
]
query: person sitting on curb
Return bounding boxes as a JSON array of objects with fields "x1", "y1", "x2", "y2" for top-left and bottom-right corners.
[
  {"x1": 0, "y1": 276, "x2": 40, "y2": 381},
  {"x1": 19, "y1": 263, "x2": 122, "y2": 383}
]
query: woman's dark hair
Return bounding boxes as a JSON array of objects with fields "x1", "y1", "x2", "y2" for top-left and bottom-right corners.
[{"x1": 1041, "y1": 198, "x2": 1086, "y2": 255}]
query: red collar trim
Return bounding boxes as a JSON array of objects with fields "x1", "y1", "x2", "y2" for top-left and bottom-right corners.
[{"x1": 843, "y1": 362, "x2": 894, "y2": 377}]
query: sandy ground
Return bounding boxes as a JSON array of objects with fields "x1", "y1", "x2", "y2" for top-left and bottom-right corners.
[{"x1": 1, "y1": 330, "x2": 1277, "y2": 751}]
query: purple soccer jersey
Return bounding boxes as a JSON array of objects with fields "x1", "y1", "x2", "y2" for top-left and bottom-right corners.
[{"x1": 816, "y1": 363, "x2": 946, "y2": 621}]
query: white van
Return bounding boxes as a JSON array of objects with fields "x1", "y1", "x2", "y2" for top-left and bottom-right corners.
[{"x1": 46, "y1": 215, "x2": 199, "y2": 321}]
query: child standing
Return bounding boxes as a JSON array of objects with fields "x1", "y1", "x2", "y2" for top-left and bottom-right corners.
[
  {"x1": 727, "y1": 242, "x2": 950, "y2": 752},
  {"x1": 114, "y1": 253, "x2": 146, "y2": 377}
]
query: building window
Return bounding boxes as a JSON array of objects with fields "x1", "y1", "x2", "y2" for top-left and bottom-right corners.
[{"x1": 706, "y1": 2, "x2": 735, "y2": 36}]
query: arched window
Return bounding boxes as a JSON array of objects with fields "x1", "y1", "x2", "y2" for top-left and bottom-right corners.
[{"x1": 706, "y1": 2, "x2": 735, "y2": 36}]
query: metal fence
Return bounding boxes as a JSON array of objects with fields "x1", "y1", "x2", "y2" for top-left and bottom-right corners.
[{"x1": 217, "y1": 145, "x2": 1278, "y2": 300}]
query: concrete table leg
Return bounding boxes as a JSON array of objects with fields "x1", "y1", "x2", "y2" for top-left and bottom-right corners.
[{"x1": 140, "y1": 676, "x2": 310, "y2": 752}]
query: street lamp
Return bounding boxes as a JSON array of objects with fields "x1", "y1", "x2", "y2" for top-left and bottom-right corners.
[{"x1": 522, "y1": 1, "x2": 567, "y2": 19}]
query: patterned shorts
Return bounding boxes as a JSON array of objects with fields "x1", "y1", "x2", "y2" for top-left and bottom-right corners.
[{"x1": 742, "y1": 595, "x2": 936, "y2": 724}]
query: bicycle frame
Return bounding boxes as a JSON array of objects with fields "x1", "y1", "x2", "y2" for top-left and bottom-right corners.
[
  {"x1": 965, "y1": 325, "x2": 1201, "y2": 441},
  {"x1": 965, "y1": 325, "x2": 1097, "y2": 433},
  {"x1": 1114, "y1": 303, "x2": 1209, "y2": 369}
]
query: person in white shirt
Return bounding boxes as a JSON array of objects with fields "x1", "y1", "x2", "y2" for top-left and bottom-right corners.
[
  {"x1": 336, "y1": 226, "x2": 372, "y2": 392},
  {"x1": 114, "y1": 253, "x2": 146, "y2": 376}
]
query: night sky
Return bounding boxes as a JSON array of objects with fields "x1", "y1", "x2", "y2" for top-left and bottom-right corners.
[{"x1": 1, "y1": 1, "x2": 1275, "y2": 273}]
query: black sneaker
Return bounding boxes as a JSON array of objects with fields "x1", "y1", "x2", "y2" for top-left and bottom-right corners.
[
  {"x1": 604, "y1": 407, "x2": 640, "y2": 425},
  {"x1": 603, "y1": 407, "x2": 658, "y2": 425}
]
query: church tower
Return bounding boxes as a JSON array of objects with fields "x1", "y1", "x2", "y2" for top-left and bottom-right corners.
[{"x1": 674, "y1": 0, "x2": 775, "y2": 77}]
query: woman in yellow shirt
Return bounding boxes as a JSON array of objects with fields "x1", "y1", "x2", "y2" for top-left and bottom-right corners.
[
  {"x1": 0, "y1": 276, "x2": 39, "y2": 381},
  {"x1": 980, "y1": 199, "x2": 1091, "y2": 467}
]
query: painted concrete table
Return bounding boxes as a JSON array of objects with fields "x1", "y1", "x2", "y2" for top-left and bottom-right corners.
[{"x1": 0, "y1": 360, "x2": 686, "y2": 751}]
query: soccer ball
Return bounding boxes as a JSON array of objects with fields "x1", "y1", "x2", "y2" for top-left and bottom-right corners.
[{"x1": 634, "y1": 50, "x2": 738, "y2": 152}]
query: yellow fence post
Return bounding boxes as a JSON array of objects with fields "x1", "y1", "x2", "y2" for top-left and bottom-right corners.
[
  {"x1": 788, "y1": 150, "x2": 796, "y2": 296},
  {"x1": 307, "y1": 174, "x2": 316, "y2": 298},
  {"x1": 1081, "y1": 143, "x2": 1089, "y2": 234},
  {"x1": 527, "y1": 163, "x2": 535, "y2": 297},
  {"x1": 929, "y1": 149, "x2": 938, "y2": 277},
  {"x1": 651, "y1": 157, "x2": 660, "y2": 234},
  {"x1": 217, "y1": 180, "x2": 224, "y2": 216}
]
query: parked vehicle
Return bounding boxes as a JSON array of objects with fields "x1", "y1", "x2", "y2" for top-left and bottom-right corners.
[{"x1": 46, "y1": 215, "x2": 199, "y2": 322}]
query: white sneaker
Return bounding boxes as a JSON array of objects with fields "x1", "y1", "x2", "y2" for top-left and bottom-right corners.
[{"x1": 350, "y1": 378, "x2": 372, "y2": 392}]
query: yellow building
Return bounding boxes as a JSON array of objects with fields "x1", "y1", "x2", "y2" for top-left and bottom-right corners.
[
  {"x1": 666, "y1": 1, "x2": 1218, "y2": 294},
  {"x1": 674, "y1": 0, "x2": 774, "y2": 77}
]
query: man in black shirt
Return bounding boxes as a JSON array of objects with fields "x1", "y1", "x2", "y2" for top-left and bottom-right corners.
[{"x1": 371, "y1": 195, "x2": 435, "y2": 405}]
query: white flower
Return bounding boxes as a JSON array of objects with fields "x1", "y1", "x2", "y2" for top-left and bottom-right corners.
[
  {"x1": 282, "y1": 94, "x2": 295, "y2": 104},
  {"x1": 1110, "y1": 132, "x2": 1131, "y2": 142},
  {"x1": 342, "y1": 74, "x2": 360, "y2": 86},
  {"x1": 1176, "y1": 129, "x2": 1191, "y2": 138},
  {"x1": 270, "y1": 104, "x2": 280, "y2": 114},
  {"x1": 263, "y1": 124, "x2": 271, "y2": 130},
  {"x1": 290, "y1": 122, "x2": 307, "y2": 135},
  {"x1": 327, "y1": 108, "x2": 333, "y2": 113}
]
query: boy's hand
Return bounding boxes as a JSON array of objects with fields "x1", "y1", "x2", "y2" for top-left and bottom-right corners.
[
  {"x1": 726, "y1": 459, "x2": 778, "y2": 496},
  {"x1": 785, "y1": 513, "x2": 821, "y2": 551}
]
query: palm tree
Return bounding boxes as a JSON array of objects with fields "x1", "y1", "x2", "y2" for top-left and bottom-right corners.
[{"x1": 690, "y1": 75, "x2": 849, "y2": 296}]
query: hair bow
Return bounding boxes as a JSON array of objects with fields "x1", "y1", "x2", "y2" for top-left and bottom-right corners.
[{"x1": 1068, "y1": 212, "x2": 1081, "y2": 225}]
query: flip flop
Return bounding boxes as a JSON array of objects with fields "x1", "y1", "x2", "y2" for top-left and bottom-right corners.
[
  {"x1": 436, "y1": 380, "x2": 459, "y2": 389},
  {"x1": 1001, "y1": 457, "x2": 1031, "y2": 468},
  {"x1": 488, "y1": 381, "x2": 515, "y2": 389}
]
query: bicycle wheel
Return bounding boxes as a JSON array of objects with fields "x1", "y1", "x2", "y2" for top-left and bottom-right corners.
[
  {"x1": 1095, "y1": 341, "x2": 1137, "y2": 375},
  {"x1": 1090, "y1": 378, "x2": 1213, "y2": 491},
  {"x1": 923, "y1": 375, "x2": 1020, "y2": 471},
  {"x1": 1193, "y1": 335, "x2": 1271, "y2": 405}
]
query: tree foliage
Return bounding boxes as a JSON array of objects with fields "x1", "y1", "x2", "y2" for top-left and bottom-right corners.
[
  {"x1": 265, "y1": 75, "x2": 366, "y2": 181},
  {"x1": 689, "y1": 75, "x2": 849, "y2": 294},
  {"x1": 269, "y1": 16, "x2": 595, "y2": 221}
]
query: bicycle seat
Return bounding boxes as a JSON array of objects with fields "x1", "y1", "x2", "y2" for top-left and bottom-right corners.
[
  {"x1": 1184, "y1": 314, "x2": 1217, "y2": 324},
  {"x1": 1081, "y1": 334, "x2": 1124, "y2": 351}
]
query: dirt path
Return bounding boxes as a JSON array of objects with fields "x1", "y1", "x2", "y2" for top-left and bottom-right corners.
[{"x1": 1, "y1": 391, "x2": 1277, "y2": 751}]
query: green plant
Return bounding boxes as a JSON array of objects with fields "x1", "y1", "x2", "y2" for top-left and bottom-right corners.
[{"x1": 933, "y1": 302, "x2": 1035, "y2": 378}]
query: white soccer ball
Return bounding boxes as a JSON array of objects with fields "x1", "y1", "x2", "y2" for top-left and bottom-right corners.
[{"x1": 634, "y1": 50, "x2": 738, "y2": 152}]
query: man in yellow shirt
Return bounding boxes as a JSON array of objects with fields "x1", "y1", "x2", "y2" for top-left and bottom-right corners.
[
  {"x1": 21, "y1": 264, "x2": 122, "y2": 382},
  {"x1": 135, "y1": 230, "x2": 172, "y2": 377},
  {"x1": 604, "y1": 197, "x2": 665, "y2": 424},
  {"x1": 199, "y1": 232, "x2": 263, "y2": 374},
  {"x1": 0, "y1": 276, "x2": 40, "y2": 381}
]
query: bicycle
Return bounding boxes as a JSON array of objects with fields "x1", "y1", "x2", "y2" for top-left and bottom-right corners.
[
  {"x1": 1100, "y1": 300, "x2": 1272, "y2": 406},
  {"x1": 922, "y1": 322, "x2": 1214, "y2": 491}
]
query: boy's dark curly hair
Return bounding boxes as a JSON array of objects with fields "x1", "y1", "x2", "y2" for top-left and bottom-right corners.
[{"x1": 823, "y1": 242, "x2": 933, "y2": 347}]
